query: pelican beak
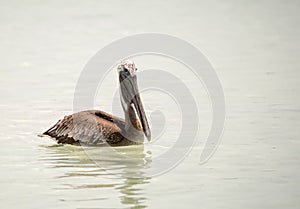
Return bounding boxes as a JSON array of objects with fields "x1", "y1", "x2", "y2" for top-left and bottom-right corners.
[
  {"x1": 119, "y1": 70, "x2": 151, "y2": 141},
  {"x1": 132, "y1": 91, "x2": 151, "y2": 141}
]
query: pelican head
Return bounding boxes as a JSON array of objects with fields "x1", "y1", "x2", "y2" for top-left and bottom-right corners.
[{"x1": 118, "y1": 60, "x2": 151, "y2": 141}]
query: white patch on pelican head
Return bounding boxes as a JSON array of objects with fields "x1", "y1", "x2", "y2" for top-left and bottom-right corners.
[{"x1": 117, "y1": 60, "x2": 137, "y2": 77}]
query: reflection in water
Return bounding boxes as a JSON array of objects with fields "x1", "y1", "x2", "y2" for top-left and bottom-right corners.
[{"x1": 39, "y1": 144, "x2": 152, "y2": 209}]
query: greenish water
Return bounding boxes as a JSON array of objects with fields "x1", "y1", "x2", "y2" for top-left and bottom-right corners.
[{"x1": 1, "y1": 0, "x2": 300, "y2": 209}]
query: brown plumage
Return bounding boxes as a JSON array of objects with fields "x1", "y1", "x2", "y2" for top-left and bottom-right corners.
[
  {"x1": 42, "y1": 60, "x2": 151, "y2": 146},
  {"x1": 44, "y1": 110, "x2": 126, "y2": 146}
]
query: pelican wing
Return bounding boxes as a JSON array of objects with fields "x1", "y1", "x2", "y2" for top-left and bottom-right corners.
[{"x1": 43, "y1": 110, "x2": 125, "y2": 145}]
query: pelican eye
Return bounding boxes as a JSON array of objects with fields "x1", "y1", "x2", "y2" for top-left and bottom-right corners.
[{"x1": 123, "y1": 68, "x2": 130, "y2": 75}]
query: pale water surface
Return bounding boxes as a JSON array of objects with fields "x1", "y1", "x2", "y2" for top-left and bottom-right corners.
[{"x1": 0, "y1": 0, "x2": 300, "y2": 209}]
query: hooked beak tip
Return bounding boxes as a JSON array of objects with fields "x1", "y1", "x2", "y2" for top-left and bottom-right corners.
[
  {"x1": 146, "y1": 136, "x2": 151, "y2": 142},
  {"x1": 144, "y1": 127, "x2": 151, "y2": 142}
]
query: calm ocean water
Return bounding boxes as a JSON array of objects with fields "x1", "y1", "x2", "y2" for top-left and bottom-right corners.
[{"x1": 0, "y1": 0, "x2": 299, "y2": 208}]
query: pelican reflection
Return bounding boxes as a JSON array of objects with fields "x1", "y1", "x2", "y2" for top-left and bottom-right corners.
[{"x1": 39, "y1": 144, "x2": 152, "y2": 208}]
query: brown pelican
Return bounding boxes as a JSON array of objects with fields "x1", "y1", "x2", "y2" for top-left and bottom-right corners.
[{"x1": 43, "y1": 60, "x2": 151, "y2": 146}]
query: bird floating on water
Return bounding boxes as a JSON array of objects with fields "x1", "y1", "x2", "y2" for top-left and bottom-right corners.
[{"x1": 43, "y1": 60, "x2": 151, "y2": 146}]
